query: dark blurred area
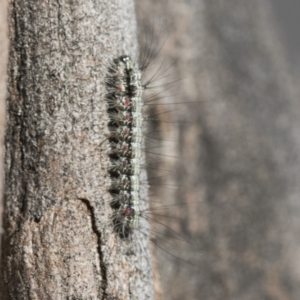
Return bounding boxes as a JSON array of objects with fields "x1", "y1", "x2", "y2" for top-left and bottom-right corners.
[{"x1": 272, "y1": 1, "x2": 300, "y2": 75}]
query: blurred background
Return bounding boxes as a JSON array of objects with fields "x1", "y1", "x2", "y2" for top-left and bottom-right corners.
[
  {"x1": 272, "y1": 1, "x2": 300, "y2": 76},
  {"x1": 137, "y1": 0, "x2": 300, "y2": 299}
]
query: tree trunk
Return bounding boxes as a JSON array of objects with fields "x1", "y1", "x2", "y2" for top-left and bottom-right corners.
[
  {"x1": 0, "y1": 0, "x2": 8, "y2": 265},
  {"x1": 1, "y1": 0, "x2": 153, "y2": 299}
]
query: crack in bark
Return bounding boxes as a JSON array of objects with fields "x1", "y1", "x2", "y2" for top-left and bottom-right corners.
[{"x1": 78, "y1": 198, "x2": 108, "y2": 299}]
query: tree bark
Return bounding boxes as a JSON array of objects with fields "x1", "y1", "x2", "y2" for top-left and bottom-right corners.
[
  {"x1": 0, "y1": 0, "x2": 8, "y2": 265},
  {"x1": 1, "y1": 0, "x2": 153, "y2": 299},
  {"x1": 136, "y1": 0, "x2": 300, "y2": 300}
]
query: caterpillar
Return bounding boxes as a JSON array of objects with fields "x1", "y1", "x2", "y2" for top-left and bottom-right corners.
[
  {"x1": 104, "y1": 51, "x2": 199, "y2": 259},
  {"x1": 105, "y1": 55, "x2": 144, "y2": 238}
]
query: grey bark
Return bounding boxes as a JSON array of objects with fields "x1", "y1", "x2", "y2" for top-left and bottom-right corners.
[
  {"x1": 136, "y1": 1, "x2": 300, "y2": 300},
  {"x1": 0, "y1": 0, "x2": 8, "y2": 264},
  {"x1": 1, "y1": 0, "x2": 153, "y2": 299}
]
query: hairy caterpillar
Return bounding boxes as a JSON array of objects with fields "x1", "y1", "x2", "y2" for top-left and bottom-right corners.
[
  {"x1": 106, "y1": 55, "x2": 144, "y2": 238},
  {"x1": 104, "y1": 35, "x2": 201, "y2": 285}
]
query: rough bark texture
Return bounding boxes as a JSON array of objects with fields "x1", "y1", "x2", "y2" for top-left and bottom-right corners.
[
  {"x1": 136, "y1": 1, "x2": 300, "y2": 300},
  {"x1": 1, "y1": 0, "x2": 153, "y2": 299},
  {"x1": 0, "y1": 0, "x2": 8, "y2": 263}
]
